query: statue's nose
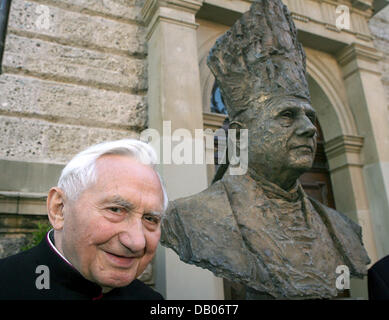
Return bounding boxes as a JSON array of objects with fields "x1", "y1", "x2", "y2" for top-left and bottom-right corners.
[{"x1": 296, "y1": 116, "x2": 317, "y2": 138}]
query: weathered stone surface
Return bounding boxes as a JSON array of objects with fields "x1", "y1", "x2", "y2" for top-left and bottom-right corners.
[
  {"x1": 0, "y1": 213, "x2": 50, "y2": 258},
  {"x1": 0, "y1": 0, "x2": 148, "y2": 164},
  {"x1": 369, "y1": 15, "x2": 389, "y2": 42},
  {"x1": 369, "y1": 6, "x2": 389, "y2": 114},
  {"x1": 0, "y1": 74, "x2": 147, "y2": 128},
  {"x1": 0, "y1": 237, "x2": 28, "y2": 259},
  {"x1": 0, "y1": 116, "x2": 139, "y2": 163},
  {"x1": 371, "y1": 38, "x2": 389, "y2": 55},
  {"x1": 161, "y1": 0, "x2": 370, "y2": 300},
  {"x1": 3, "y1": 34, "x2": 147, "y2": 92},
  {"x1": 8, "y1": 0, "x2": 146, "y2": 55},
  {"x1": 0, "y1": 116, "x2": 46, "y2": 159},
  {"x1": 41, "y1": 0, "x2": 143, "y2": 22},
  {"x1": 44, "y1": 123, "x2": 139, "y2": 162},
  {"x1": 374, "y1": 5, "x2": 389, "y2": 22}
]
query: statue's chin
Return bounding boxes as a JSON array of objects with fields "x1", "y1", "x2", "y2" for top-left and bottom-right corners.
[{"x1": 289, "y1": 159, "x2": 314, "y2": 175}]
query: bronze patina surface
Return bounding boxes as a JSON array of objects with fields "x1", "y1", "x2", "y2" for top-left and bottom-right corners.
[{"x1": 161, "y1": 0, "x2": 370, "y2": 299}]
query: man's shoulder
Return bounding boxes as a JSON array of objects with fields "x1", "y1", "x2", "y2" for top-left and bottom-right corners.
[
  {"x1": 110, "y1": 280, "x2": 164, "y2": 300},
  {"x1": 369, "y1": 255, "x2": 389, "y2": 276},
  {"x1": 368, "y1": 255, "x2": 389, "y2": 300},
  {"x1": 0, "y1": 244, "x2": 40, "y2": 272},
  {"x1": 0, "y1": 245, "x2": 43, "y2": 299}
]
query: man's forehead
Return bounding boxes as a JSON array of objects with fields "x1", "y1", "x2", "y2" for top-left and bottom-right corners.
[
  {"x1": 94, "y1": 155, "x2": 163, "y2": 194},
  {"x1": 96, "y1": 154, "x2": 143, "y2": 168},
  {"x1": 96, "y1": 154, "x2": 156, "y2": 177}
]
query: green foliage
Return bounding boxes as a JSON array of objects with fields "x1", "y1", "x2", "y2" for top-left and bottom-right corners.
[{"x1": 21, "y1": 222, "x2": 52, "y2": 251}]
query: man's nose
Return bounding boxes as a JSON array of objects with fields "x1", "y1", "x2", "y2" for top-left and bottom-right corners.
[
  {"x1": 119, "y1": 218, "x2": 146, "y2": 254},
  {"x1": 295, "y1": 116, "x2": 317, "y2": 138}
]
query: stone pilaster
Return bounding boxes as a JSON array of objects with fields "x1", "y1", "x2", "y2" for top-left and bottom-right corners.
[
  {"x1": 337, "y1": 43, "x2": 389, "y2": 259},
  {"x1": 142, "y1": 0, "x2": 224, "y2": 299},
  {"x1": 325, "y1": 135, "x2": 378, "y2": 264}
]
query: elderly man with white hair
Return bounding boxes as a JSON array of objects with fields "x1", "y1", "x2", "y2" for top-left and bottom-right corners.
[{"x1": 0, "y1": 139, "x2": 167, "y2": 300}]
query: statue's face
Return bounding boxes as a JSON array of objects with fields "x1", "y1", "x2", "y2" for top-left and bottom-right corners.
[{"x1": 244, "y1": 96, "x2": 317, "y2": 188}]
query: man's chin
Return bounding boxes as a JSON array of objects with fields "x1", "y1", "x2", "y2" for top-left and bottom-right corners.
[
  {"x1": 98, "y1": 275, "x2": 136, "y2": 292},
  {"x1": 94, "y1": 269, "x2": 138, "y2": 290}
]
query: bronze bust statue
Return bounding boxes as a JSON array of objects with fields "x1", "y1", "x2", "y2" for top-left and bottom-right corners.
[{"x1": 161, "y1": 0, "x2": 370, "y2": 299}]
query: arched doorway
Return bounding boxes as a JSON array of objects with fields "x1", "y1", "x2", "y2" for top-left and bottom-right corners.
[{"x1": 300, "y1": 120, "x2": 336, "y2": 209}]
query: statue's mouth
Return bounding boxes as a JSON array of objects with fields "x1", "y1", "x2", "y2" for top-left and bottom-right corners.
[{"x1": 290, "y1": 145, "x2": 314, "y2": 152}]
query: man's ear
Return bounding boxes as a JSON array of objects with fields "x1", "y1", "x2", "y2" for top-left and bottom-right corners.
[{"x1": 47, "y1": 187, "x2": 66, "y2": 230}]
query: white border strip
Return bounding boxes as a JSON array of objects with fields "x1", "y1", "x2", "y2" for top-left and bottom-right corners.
[{"x1": 46, "y1": 229, "x2": 73, "y2": 267}]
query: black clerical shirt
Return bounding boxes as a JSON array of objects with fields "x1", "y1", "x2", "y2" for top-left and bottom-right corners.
[{"x1": 0, "y1": 231, "x2": 164, "y2": 300}]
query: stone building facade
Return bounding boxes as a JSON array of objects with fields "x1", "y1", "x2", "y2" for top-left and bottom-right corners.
[
  {"x1": 369, "y1": 4, "x2": 389, "y2": 117},
  {"x1": 0, "y1": 0, "x2": 151, "y2": 280},
  {"x1": 0, "y1": 0, "x2": 389, "y2": 299}
]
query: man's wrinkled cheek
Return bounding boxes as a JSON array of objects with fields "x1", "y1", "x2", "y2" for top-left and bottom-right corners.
[{"x1": 143, "y1": 233, "x2": 160, "y2": 262}]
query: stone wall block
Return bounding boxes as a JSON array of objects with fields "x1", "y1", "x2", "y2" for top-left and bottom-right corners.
[
  {"x1": 369, "y1": 6, "x2": 389, "y2": 114},
  {"x1": 0, "y1": 116, "x2": 139, "y2": 162},
  {"x1": 368, "y1": 17, "x2": 389, "y2": 42},
  {"x1": 45, "y1": 123, "x2": 139, "y2": 162},
  {"x1": 3, "y1": 34, "x2": 147, "y2": 91},
  {"x1": 8, "y1": 0, "x2": 146, "y2": 55},
  {"x1": 44, "y1": 0, "x2": 143, "y2": 22},
  {"x1": 0, "y1": 74, "x2": 147, "y2": 128},
  {"x1": 0, "y1": 116, "x2": 46, "y2": 159}
]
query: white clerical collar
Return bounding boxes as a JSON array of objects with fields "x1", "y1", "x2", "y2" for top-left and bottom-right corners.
[{"x1": 47, "y1": 229, "x2": 73, "y2": 267}]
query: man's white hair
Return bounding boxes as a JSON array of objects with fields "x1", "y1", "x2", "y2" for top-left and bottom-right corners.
[{"x1": 58, "y1": 139, "x2": 168, "y2": 212}]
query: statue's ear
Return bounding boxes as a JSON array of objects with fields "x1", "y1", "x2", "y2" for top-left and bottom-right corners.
[
  {"x1": 228, "y1": 120, "x2": 242, "y2": 131},
  {"x1": 228, "y1": 120, "x2": 244, "y2": 130},
  {"x1": 228, "y1": 120, "x2": 245, "y2": 147},
  {"x1": 212, "y1": 120, "x2": 246, "y2": 184}
]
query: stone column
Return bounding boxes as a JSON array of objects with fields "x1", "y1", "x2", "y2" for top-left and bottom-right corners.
[
  {"x1": 142, "y1": 0, "x2": 224, "y2": 299},
  {"x1": 337, "y1": 43, "x2": 389, "y2": 260},
  {"x1": 325, "y1": 135, "x2": 378, "y2": 261},
  {"x1": 325, "y1": 134, "x2": 377, "y2": 298}
]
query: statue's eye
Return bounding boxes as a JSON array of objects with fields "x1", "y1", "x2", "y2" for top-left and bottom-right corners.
[
  {"x1": 307, "y1": 113, "x2": 316, "y2": 123},
  {"x1": 280, "y1": 110, "x2": 294, "y2": 118}
]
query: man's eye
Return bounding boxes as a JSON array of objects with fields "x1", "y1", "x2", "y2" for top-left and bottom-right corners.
[
  {"x1": 108, "y1": 207, "x2": 123, "y2": 214},
  {"x1": 143, "y1": 215, "x2": 160, "y2": 224}
]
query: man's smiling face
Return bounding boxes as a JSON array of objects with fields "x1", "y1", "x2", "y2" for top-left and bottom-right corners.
[{"x1": 58, "y1": 155, "x2": 164, "y2": 292}]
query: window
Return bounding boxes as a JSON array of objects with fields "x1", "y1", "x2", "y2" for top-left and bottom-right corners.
[{"x1": 210, "y1": 82, "x2": 228, "y2": 115}]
